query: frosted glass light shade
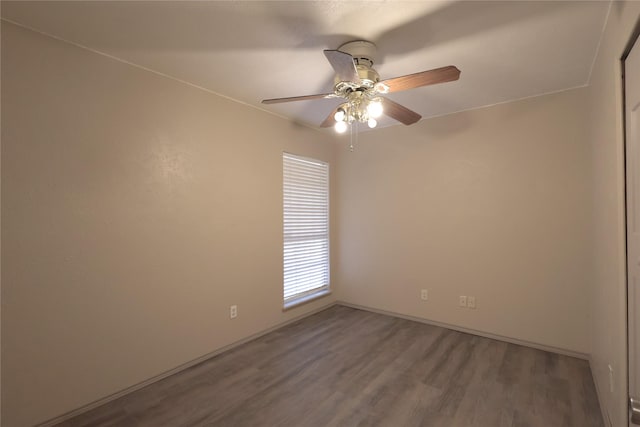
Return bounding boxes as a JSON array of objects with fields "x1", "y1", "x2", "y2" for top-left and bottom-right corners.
[{"x1": 335, "y1": 121, "x2": 348, "y2": 133}]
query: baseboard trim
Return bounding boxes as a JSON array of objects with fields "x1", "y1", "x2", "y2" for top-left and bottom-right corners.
[
  {"x1": 37, "y1": 301, "x2": 337, "y2": 427},
  {"x1": 336, "y1": 301, "x2": 589, "y2": 360}
]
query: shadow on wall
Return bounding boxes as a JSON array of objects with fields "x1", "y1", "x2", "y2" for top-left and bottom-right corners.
[{"x1": 414, "y1": 88, "x2": 583, "y2": 142}]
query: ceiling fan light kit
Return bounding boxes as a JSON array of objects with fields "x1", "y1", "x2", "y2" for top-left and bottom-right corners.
[
  {"x1": 333, "y1": 95, "x2": 383, "y2": 133},
  {"x1": 262, "y1": 39, "x2": 461, "y2": 145}
]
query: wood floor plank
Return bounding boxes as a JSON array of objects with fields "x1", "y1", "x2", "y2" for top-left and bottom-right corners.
[{"x1": 57, "y1": 306, "x2": 604, "y2": 427}]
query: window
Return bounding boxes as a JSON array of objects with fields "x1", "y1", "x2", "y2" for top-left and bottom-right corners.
[{"x1": 283, "y1": 152, "x2": 330, "y2": 308}]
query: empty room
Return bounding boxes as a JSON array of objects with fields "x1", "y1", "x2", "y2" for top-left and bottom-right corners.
[{"x1": 3, "y1": 1, "x2": 640, "y2": 426}]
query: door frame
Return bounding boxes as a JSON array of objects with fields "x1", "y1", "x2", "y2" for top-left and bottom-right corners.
[{"x1": 622, "y1": 17, "x2": 640, "y2": 427}]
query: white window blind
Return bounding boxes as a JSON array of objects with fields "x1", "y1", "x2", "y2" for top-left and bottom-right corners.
[{"x1": 283, "y1": 153, "x2": 330, "y2": 304}]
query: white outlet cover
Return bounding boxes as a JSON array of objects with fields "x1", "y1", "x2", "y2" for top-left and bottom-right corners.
[
  {"x1": 459, "y1": 296, "x2": 467, "y2": 307},
  {"x1": 421, "y1": 289, "x2": 428, "y2": 300},
  {"x1": 468, "y1": 296, "x2": 476, "y2": 309},
  {"x1": 230, "y1": 305, "x2": 238, "y2": 319}
]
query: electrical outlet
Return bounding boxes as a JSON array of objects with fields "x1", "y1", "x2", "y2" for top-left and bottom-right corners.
[
  {"x1": 421, "y1": 289, "x2": 428, "y2": 301},
  {"x1": 230, "y1": 305, "x2": 238, "y2": 319},
  {"x1": 467, "y1": 296, "x2": 476, "y2": 309},
  {"x1": 459, "y1": 296, "x2": 467, "y2": 307}
]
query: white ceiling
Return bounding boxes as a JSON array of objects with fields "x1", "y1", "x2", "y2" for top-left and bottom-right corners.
[{"x1": 2, "y1": 1, "x2": 611, "y2": 130}]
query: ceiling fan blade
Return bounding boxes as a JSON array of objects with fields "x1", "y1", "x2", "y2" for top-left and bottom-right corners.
[
  {"x1": 262, "y1": 93, "x2": 336, "y2": 104},
  {"x1": 320, "y1": 105, "x2": 341, "y2": 128},
  {"x1": 324, "y1": 50, "x2": 360, "y2": 83},
  {"x1": 380, "y1": 66, "x2": 460, "y2": 93},
  {"x1": 381, "y1": 97, "x2": 422, "y2": 125}
]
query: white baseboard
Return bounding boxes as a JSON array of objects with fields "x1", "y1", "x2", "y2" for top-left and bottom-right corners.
[
  {"x1": 37, "y1": 301, "x2": 337, "y2": 427},
  {"x1": 336, "y1": 301, "x2": 589, "y2": 360}
]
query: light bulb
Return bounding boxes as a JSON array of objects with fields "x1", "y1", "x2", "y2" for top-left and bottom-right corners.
[
  {"x1": 335, "y1": 120, "x2": 348, "y2": 133},
  {"x1": 334, "y1": 108, "x2": 345, "y2": 122},
  {"x1": 368, "y1": 118, "x2": 377, "y2": 128},
  {"x1": 367, "y1": 100, "x2": 383, "y2": 118}
]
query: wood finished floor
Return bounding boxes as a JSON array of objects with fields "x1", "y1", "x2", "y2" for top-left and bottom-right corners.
[{"x1": 59, "y1": 305, "x2": 603, "y2": 427}]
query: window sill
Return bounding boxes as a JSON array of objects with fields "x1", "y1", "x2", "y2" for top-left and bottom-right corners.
[{"x1": 283, "y1": 289, "x2": 332, "y2": 312}]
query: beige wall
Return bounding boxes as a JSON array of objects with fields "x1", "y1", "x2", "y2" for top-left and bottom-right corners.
[
  {"x1": 587, "y1": 2, "x2": 640, "y2": 426},
  {"x1": 4, "y1": 5, "x2": 640, "y2": 427},
  {"x1": 335, "y1": 87, "x2": 592, "y2": 355},
  {"x1": 1, "y1": 22, "x2": 337, "y2": 426}
]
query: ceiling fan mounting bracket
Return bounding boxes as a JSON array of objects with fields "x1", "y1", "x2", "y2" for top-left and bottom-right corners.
[{"x1": 338, "y1": 40, "x2": 378, "y2": 67}]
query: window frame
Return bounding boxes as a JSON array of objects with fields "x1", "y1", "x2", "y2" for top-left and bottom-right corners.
[{"x1": 282, "y1": 152, "x2": 331, "y2": 310}]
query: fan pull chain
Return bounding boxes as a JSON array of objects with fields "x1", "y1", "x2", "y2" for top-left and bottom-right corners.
[
  {"x1": 349, "y1": 121, "x2": 354, "y2": 152},
  {"x1": 355, "y1": 121, "x2": 359, "y2": 150}
]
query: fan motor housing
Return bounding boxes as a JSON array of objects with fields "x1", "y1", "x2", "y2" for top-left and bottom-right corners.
[
  {"x1": 334, "y1": 40, "x2": 380, "y2": 88},
  {"x1": 356, "y1": 66, "x2": 379, "y2": 87}
]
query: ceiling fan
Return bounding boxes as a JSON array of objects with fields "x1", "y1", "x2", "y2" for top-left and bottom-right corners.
[{"x1": 262, "y1": 40, "x2": 461, "y2": 132}]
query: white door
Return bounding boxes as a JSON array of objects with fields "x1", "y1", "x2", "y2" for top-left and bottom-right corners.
[{"x1": 626, "y1": 34, "x2": 640, "y2": 427}]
